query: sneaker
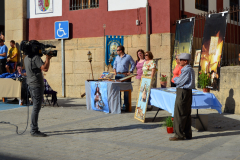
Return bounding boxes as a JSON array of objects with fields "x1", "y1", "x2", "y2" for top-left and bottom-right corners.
[{"x1": 31, "y1": 131, "x2": 48, "y2": 137}]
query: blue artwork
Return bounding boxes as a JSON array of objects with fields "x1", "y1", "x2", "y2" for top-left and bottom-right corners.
[
  {"x1": 135, "y1": 77, "x2": 152, "y2": 122},
  {"x1": 90, "y1": 82, "x2": 109, "y2": 113},
  {"x1": 105, "y1": 35, "x2": 124, "y2": 66}
]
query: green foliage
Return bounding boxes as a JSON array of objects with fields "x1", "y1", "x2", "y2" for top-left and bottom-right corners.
[
  {"x1": 198, "y1": 70, "x2": 211, "y2": 89},
  {"x1": 160, "y1": 74, "x2": 168, "y2": 82},
  {"x1": 162, "y1": 116, "x2": 173, "y2": 127}
]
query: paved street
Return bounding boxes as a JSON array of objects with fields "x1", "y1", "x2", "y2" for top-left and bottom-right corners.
[{"x1": 0, "y1": 98, "x2": 240, "y2": 160}]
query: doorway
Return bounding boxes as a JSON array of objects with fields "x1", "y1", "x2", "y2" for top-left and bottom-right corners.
[{"x1": 0, "y1": 0, "x2": 4, "y2": 35}]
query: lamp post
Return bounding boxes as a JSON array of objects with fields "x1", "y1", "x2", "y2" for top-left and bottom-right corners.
[
  {"x1": 87, "y1": 51, "x2": 94, "y2": 80},
  {"x1": 108, "y1": 52, "x2": 115, "y2": 71},
  {"x1": 103, "y1": 24, "x2": 106, "y2": 71}
]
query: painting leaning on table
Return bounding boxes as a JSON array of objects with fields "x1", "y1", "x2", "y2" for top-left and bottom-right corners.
[{"x1": 134, "y1": 76, "x2": 152, "y2": 123}]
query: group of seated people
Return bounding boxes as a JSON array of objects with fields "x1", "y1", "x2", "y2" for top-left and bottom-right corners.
[
  {"x1": 0, "y1": 39, "x2": 21, "y2": 75},
  {"x1": 0, "y1": 38, "x2": 57, "y2": 106}
]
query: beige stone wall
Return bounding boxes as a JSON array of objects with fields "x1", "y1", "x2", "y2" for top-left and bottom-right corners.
[
  {"x1": 193, "y1": 66, "x2": 240, "y2": 114},
  {"x1": 5, "y1": 0, "x2": 27, "y2": 46},
  {"x1": 37, "y1": 33, "x2": 172, "y2": 100}
]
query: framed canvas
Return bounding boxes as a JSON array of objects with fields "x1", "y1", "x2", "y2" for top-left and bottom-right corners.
[
  {"x1": 90, "y1": 82, "x2": 109, "y2": 113},
  {"x1": 134, "y1": 76, "x2": 152, "y2": 123},
  {"x1": 99, "y1": 72, "x2": 115, "y2": 79},
  {"x1": 118, "y1": 74, "x2": 137, "y2": 82},
  {"x1": 193, "y1": 50, "x2": 201, "y2": 67}
]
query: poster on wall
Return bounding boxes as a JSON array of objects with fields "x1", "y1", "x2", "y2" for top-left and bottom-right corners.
[
  {"x1": 199, "y1": 12, "x2": 228, "y2": 90},
  {"x1": 35, "y1": 0, "x2": 53, "y2": 14},
  {"x1": 134, "y1": 76, "x2": 152, "y2": 123},
  {"x1": 105, "y1": 36, "x2": 124, "y2": 67},
  {"x1": 172, "y1": 18, "x2": 195, "y2": 76},
  {"x1": 90, "y1": 82, "x2": 109, "y2": 113}
]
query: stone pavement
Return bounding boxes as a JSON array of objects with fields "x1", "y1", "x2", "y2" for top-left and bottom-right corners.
[{"x1": 0, "y1": 98, "x2": 240, "y2": 160}]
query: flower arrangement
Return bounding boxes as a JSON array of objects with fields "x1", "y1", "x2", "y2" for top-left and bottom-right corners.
[
  {"x1": 160, "y1": 74, "x2": 168, "y2": 82},
  {"x1": 198, "y1": 70, "x2": 211, "y2": 89}
]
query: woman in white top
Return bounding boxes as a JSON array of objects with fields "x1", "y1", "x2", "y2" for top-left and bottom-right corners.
[
  {"x1": 142, "y1": 51, "x2": 157, "y2": 87},
  {"x1": 142, "y1": 51, "x2": 157, "y2": 111}
]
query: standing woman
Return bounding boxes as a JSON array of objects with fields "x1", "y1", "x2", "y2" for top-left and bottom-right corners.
[
  {"x1": 135, "y1": 49, "x2": 145, "y2": 85},
  {"x1": 142, "y1": 51, "x2": 157, "y2": 111},
  {"x1": 171, "y1": 55, "x2": 182, "y2": 87},
  {"x1": 142, "y1": 51, "x2": 157, "y2": 87}
]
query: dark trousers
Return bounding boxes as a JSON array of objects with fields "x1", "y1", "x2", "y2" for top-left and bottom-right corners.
[
  {"x1": 171, "y1": 82, "x2": 176, "y2": 87},
  {"x1": 174, "y1": 88, "x2": 192, "y2": 139},
  {"x1": 115, "y1": 74, "x2": 131, "y2": 110},
  {"x1": 29, "y1": 86, "x2": 44, "y2": 134},
  {"x1": 0, "y1": 59, "x2": 6, "y2": 74}
]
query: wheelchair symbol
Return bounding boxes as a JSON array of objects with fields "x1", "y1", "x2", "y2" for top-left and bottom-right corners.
[{"x1": 57, "y1": 23, "x2": 67, "y2": 37}]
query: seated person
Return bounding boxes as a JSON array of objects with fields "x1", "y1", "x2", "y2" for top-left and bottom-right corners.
[
  {"x1": 13, "y1": 62, "x2": 27, "y2": 104},
  {"x1": 6, "y1": 40, "x2": 18, "y2": 73},
  {"x1": 14, "y1": 62, "x2": 26, "y2": 77}
]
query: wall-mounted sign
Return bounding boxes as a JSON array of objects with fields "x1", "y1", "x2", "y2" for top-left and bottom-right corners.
[
  {"x1": 27, "y1": 0, "x2": 62, "y2": 19},
  {"x1": 55, "y1": 21, "x2": 69, "y2": 39},
  {"x1": 35, "y1": 0, "x2": 53, "y2": 14}
]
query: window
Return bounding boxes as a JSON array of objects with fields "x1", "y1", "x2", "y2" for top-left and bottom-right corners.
[
  {"x1": 230, "y1": 0, "x2": 239, "y2": 21},
  {"x1": 70, "y1": 0, "x2": 99, "y2": 10},
  {"x1": 195, "y1": 0, "x2": 208, "y2": 12}
]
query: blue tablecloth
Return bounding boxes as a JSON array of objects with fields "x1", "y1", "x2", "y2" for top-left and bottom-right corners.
[
  {"x1": 85, "y1": 81, "x2": 133, "y2": 114},
  {"x1": 149, "y1": 87, "x2": 222, "y2": 117}
]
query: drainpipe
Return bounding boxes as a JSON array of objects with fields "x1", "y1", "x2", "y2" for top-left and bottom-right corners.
[
  {"x1": 179, "y1": 0, "x2": 181, "y2": 19},
  {"x1": 146, "y1": 0, "x2": 150, "y2": 51},
  {"x1": 182, "y1": 0, "x2": 185, "y2": 18}
]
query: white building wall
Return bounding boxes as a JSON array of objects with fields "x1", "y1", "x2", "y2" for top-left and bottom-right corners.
[
  {"x1": 108, "y1": 0, "x2": 147, "y2": 11},
  {"x1": 184, "y1": 0, "x2": 216, "y2": 14}
]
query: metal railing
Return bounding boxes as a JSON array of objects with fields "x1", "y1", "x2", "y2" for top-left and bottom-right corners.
[
  {"x1": 176, "y1": 6, "x2": 240, "y2": 66},
  {"x1": 69, "y1": 0, "x2": 99, "y2": 10}
]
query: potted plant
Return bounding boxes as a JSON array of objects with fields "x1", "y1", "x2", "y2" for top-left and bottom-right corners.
[
  {"x1": 198, "y1": 70, "x2": 211, "y2": 92},
  {"x1": 162, "y1": 116, "x2": 174, "y2": 134},
  {"x1": 160, "y1": 74, "x2": 168, "y2": 88}
]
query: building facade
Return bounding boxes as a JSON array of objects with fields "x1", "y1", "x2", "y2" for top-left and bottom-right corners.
[{"x1": 3, "y1": 0, "x2": 240, "y2": 114}]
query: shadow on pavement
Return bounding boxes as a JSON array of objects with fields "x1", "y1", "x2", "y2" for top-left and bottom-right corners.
[
  {"x1": 44, "y1": 124, "x2": 161, "y2": 136},
  {"x1": 191, "y1": 112, "x2": 240, "y2": 139},
  {"x1": 193, "y1": 130, "x2": 240, "y2": 139},
  {"x1": 205, "y1": 113, "x2": 240, "y2": 132},
  {"x1": 0, "y1": 153, "x2": 29, "y2": 160},
  {"x1": 54, "y1": 98, "x2": 86, "y2": 108}
]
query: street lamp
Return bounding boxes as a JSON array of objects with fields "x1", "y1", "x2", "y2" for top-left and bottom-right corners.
[
  {"x1": 103, "y1": 24, "x2": 106, "y2": 71},
  {"x1": 87, "y1": 51, "x2": 92, "y2": 62},
  {"x1": 87, "y1": 51, "x2": 94, "y2": 80}
]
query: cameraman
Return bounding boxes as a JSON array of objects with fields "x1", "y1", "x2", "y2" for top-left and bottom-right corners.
[{"x1": 24, "y1": 52, "x2": 52, "y2": 137}]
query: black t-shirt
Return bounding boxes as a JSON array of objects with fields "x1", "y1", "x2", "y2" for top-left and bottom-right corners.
[{"x1": 24, "y1": 55, "x2": 44, "y2": 87}]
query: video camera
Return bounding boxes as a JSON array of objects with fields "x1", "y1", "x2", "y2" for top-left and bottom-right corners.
[{"x1": 20, "y1": 40, "x2": 57, "y2": 57}]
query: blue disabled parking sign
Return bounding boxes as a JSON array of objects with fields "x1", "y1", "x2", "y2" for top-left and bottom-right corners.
[{"x1": 55, "y1": 21, "x2": 69, "y2": 39}]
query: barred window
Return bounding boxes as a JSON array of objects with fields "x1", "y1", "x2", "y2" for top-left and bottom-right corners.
[
  {"x1": 230, "y1": 0, "x2": 239, "y2": 22},
  {"x1": 70, "y1": 0, "x2": 99, "y2": 10},
  {"x1": 195, "y1": 0, "x2": 208, "y2": 12}
]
